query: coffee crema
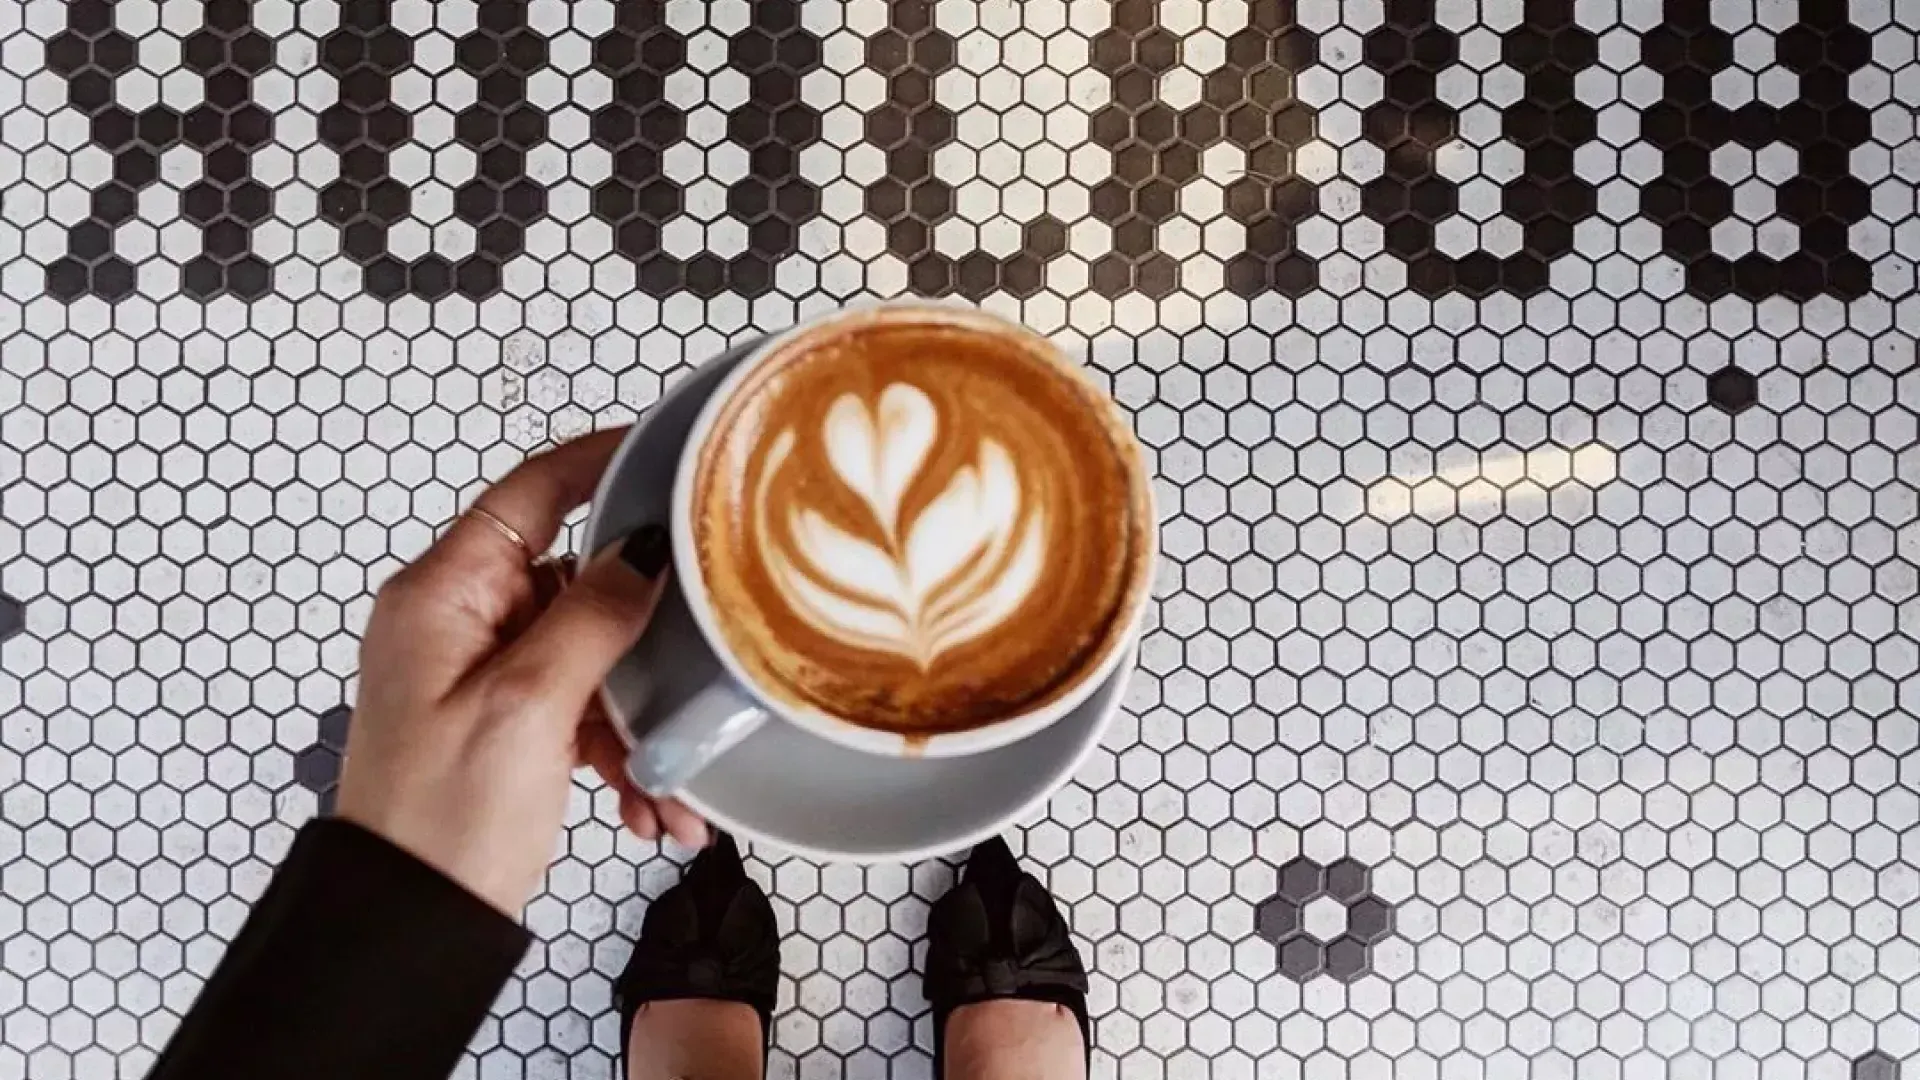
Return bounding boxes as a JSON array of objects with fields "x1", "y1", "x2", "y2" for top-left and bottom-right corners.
[{"x1": 690, "y1": 308, "x2": 1151, "y2": 736}]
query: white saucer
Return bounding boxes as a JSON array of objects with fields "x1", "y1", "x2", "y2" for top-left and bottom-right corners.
[{"x1": 583, "y1": 342, "x2": 1133, "y2": 862}]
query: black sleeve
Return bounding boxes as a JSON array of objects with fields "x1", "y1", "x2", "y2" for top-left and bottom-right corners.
[{"x1": 146, "y1": 818, "x2": 531, "y2": 1080}]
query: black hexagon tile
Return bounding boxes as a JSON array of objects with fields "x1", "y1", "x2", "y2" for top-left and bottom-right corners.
[
  {"x1": 0, "y1": 593, "x2": 24, "y2": 645},
  {"x1": 4, "y1": 0, "x2": 1920, "y2": 1076},
  {"x1": 1707, "y1": 365, "x2": 1761, "y2": 415}
]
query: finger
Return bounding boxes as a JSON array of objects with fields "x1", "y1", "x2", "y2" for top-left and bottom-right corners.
[
  {"x1": 654, "y1": 798, "x2": 711, "y2": 849},
  {"x1": 580, "y1": 715, "x2": 659, "y2": 840},
  {"x1": 579, "y1": 712, "x2": 645, "y2": 806},
  {"x1": 625, "y1": 792, "x2": 661, "y2": 841},
  {"x1": 480, "y1": 524, "x2": 672, "y2": 717},
  {"x1": 578, "y1": 690, "x2": 673, "y2": 843},
  {"x1": 498, "y1": 555, "x2": 575, "y2": 643},
  {"x1": 575, "y1": 696, "x2": 620, "y2": 768},
  {"x1": 534, "y1": 555, "x2": 576, "y2": 603},
  {"x1": 429, "y1": 427, "x2": 629, "y2": 580}
]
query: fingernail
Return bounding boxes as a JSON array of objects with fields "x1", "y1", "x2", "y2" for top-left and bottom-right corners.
[{"x1": 620, "y1": 524, "x2": 671, "y2": 579}]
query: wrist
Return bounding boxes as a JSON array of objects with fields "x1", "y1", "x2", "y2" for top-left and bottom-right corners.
[{"x1": 335, "y1": 801, "x2": 527, "y2": 919}]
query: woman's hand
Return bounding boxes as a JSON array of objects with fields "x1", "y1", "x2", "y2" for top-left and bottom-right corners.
[{"x1": 336, "y1": 428, "x2": 709, "y2": 916}]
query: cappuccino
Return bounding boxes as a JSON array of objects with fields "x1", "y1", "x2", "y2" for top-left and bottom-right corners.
[{"x1": 688, "y1": 307, "x2": 1152, "y2": 736}]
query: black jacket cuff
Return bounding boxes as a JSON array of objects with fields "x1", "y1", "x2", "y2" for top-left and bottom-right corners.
[{"x1": 146, "y1": 817, "x2": 530, "y2": 1080}]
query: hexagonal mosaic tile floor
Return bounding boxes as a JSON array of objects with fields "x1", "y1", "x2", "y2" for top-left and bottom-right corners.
[{"x1": 2, "y1": 0, "x2": 1917, "y2": 1077}]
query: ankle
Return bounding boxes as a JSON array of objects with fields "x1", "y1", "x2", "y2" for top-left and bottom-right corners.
[
  {"x1": 626, "y1": 999, "x2": 764, "y2": 1080},
  {"x1": 943, "y1": 999, "x2": 1087, "y2": 1080}
]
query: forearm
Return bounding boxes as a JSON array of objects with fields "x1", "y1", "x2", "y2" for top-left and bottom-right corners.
[{"x1": 147, "y1": 818, "x2": 529, "y2": 1080}]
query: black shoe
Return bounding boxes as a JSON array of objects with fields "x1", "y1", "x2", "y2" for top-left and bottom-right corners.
[
  {"x1": 924, "y1": 836, "x2": 1091, "y2": 1077},
  {"x1": 614, "y1": 833, "x2": 779, "y2": 1069}
]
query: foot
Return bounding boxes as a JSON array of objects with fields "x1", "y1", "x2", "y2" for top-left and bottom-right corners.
[
  {"x1": 941, "y1": 999, "x2": 1087, "y2": 1080},
  {"x1": 925, "y1": 837, "x2": 1090, "y2": 1080},
  {"x1": 617, "y1": 834, "x2": 779, "y2": 1079},
  {"x1": 625, "y1": 998, "x2": 764, "y2": 1080}
]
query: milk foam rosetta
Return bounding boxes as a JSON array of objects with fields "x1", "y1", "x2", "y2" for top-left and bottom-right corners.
[
  {"x1": 692, "y1": 312, "x2": 1150, "y2": 736},
  {"x1": 758, "y1": 382, "x2": 1044, "y2": 667}
]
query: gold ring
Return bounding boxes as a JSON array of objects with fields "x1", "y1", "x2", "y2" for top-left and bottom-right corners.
[{"x1": 466, "y1": 506, "x2": 532, "y2": 560}]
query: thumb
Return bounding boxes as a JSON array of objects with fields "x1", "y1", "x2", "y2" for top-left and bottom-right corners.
[{"x1": 480, "y1": 526, "x2": 672, "y2": 709}]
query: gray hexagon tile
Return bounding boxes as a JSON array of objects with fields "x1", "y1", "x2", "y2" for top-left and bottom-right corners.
[
  {"x1": 1859, "y1": 1052, "x2": 1904, "y2": 1080},
  {"x1": 3, "y1": 0, "x2": 1920, "y2": 1077},
  {"x1": 292, "y1": 705, "x2": 350, "y2": 816}
]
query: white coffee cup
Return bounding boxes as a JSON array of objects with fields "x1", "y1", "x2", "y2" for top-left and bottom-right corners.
[{"x1": 593, "y1": 303, "x2": 1157, "y2": 794}]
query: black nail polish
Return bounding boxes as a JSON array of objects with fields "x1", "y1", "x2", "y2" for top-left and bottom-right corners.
[{"x1": 620, "y1": 525, "x2": 671, "y2": 579}]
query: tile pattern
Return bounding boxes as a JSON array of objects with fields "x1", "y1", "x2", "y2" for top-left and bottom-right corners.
[
  {"x1": 1092, "y1": 0, "x2": 1321, "y2": 301},
  {"x1": 1640, "y1": 0, "x2": 1874, "y2": 302},
  {"x1": 48, "y1": 0, "x2": 280, "y2": 303},
  {"x1": 319, "y1": 0, "x2": 542, "y2": 301},
  {"x1": 865, "y1": 0, "x2": 1077, "y2": 300},
  {"x1": 1361, "y1": 0, "x2": 1595, "y2": 298},
  {"x1": 1253, "y1": 855, "x2": 1396, "y2": 983},
  {"x1": 595, "y1": 0, "x2": 823, "y2": 299},
  {"x1": 592, "y1": 0, "x2": 695, "y2": 298},
  {"x1": 2, "y1": 0, "x2": 1919, "y2": 1078},
  {"x1": 44, "y1": 1, "x2": 151, "y2": 303}
]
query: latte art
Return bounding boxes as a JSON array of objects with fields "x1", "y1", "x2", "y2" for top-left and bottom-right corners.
[
  {"x1": 690, "y1": 308, "x2": 1153, "y2": 736},
  {"x1": 757, "y1": 383, "x2": 1046, "y2": 666}
]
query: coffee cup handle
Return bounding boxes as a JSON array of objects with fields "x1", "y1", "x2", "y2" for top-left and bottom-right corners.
[{"x1": 623, "y1": 680, "x2": 768, "y2": 796}]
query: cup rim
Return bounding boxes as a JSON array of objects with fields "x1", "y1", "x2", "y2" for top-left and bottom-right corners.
[{"x1": 670, "y1": 300, "x2": 1158, "y2": 760}]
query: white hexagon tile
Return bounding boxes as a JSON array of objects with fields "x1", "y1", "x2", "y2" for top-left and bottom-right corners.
[{"x1": 2, "y1": 0, "x2": 1918, "y2": 1077}]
